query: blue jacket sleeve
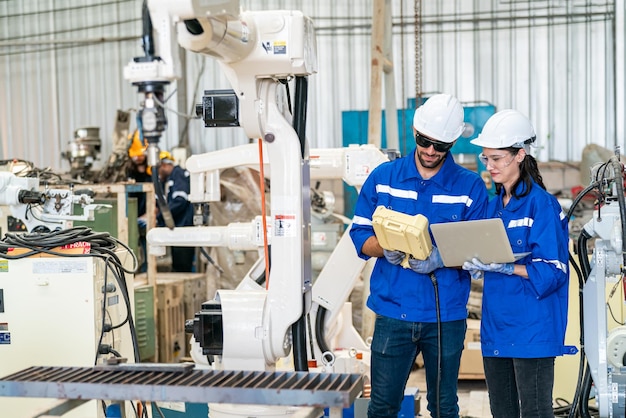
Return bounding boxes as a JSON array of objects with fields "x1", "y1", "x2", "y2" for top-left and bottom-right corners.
[{"x1": 525, "y1": 197, "x2": 569, "y2": 299}]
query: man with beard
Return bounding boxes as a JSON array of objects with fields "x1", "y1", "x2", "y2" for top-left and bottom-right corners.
[{"x1": 350, "y1": 93, "x2": 488, "y2": 418}]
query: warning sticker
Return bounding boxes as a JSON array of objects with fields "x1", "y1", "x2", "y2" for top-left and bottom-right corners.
[
  {"x1": 33, "y1": 259, "x2": 89, "y2": 274},
  {"x1": 0, "y1": 260, "x2": 7, "y2": 273},
  {"x1": 275, "y1": 214, "x2": 296, "y2": 237},
  {"x1": 273, "y1": 40, "x2": 287, "y2": 54}
]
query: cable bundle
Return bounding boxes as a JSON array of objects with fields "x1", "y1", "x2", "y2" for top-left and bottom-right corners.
[
  {"x1": 0, "y1": 226, "x2": 140, "y2": 360},
  {"x1": 0, "y1": 225, "x2": 149, "y2": 417}
]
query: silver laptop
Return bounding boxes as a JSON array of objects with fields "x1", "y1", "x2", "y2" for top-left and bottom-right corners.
[{"x1": 430, "y1": 218, "x2": 530, "y2": 267}]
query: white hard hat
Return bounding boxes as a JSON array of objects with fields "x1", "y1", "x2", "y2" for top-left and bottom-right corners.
[
  {"x1": 471, "y1": 109, "x2": 536, "y2": 149},
  {"x1": 412, "y1": 93, "x2": 465, "y2": 143}
]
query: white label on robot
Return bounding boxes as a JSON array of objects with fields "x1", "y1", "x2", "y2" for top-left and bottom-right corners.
[
  {"x1": 275, "y1": 214, "x2": 296, "y2": 237},
  {"x1": 273, "y1": 40, "x2": 287, "y2": 54},
  {"x1": 254, "y1": 219, "x2": 272, "y2": 244},
  {"x1": 32, "y1": 260, "x2": 89, "y2": 274},
  {"x1": 262, "y1": 40, "x2": 287, "y2": 55}
]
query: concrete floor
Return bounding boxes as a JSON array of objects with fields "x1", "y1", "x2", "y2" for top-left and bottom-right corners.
[{"x1": 406, "y1": 366, "x2": 492, "y2": 418}]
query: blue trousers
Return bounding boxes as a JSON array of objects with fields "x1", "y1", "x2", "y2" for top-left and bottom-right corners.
[
  {"x1": 483, "y1": 357, "x2": 555, "y2": 418},
  {"x1": 367, "y1": 316, "x2": 466, "y2": 418}
]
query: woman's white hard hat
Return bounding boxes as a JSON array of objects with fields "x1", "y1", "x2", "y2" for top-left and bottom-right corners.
[{"x1": 471, "y1": 109, "x2": 536, "y2": 149}]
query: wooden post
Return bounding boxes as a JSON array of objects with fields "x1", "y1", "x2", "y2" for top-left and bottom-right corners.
[
  {"x1": 368, "y1": 0, "x2": 385, "y2": 148},
  {"x1": 368, "y1": 0, "x2": 399, "y2": 150}
]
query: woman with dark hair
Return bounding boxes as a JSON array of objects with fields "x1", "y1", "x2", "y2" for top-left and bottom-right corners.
[{"x1": 463, "y1": 109, "x2": 576, "y2": 418}]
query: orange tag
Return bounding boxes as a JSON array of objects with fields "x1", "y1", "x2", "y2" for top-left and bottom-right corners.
[{"x1": 7, "y1": 241, "x2": 91, "y2": 257}]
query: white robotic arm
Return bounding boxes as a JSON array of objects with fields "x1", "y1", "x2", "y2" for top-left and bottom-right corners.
[
  {"x1": 580, "y1": 155, "x2": 626, "y2": 417},
  {"x1": 127, "y1": 0, "x2": 318, "y2": 371}
]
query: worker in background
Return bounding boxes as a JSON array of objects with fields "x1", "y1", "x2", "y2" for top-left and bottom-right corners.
[
  {"x1": 350, "y1": 93, "x2": 489, "y2": 418},
  {"x1": 462, "y1": 110, "x2": 575, "y2": 418},
  {"x1": 126, "y1": 130, "x2": 150, "y2": 272},
  {"x1": 157, "y1": 150, "x2": 195, "y2": 272}
]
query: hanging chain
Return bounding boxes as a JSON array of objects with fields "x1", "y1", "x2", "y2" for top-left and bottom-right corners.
[{"x1": 414, "y1": 0, "x2": 422, "y2": 103}]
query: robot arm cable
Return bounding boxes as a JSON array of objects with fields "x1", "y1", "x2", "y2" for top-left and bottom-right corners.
[{"x1": 140, "y1": 0, "x2": 156, "y2": 59}]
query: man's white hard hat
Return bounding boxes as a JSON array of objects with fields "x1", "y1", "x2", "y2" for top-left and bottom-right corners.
[{"x1": 412, "y1": 93, "x2": 465, "y2": 144}]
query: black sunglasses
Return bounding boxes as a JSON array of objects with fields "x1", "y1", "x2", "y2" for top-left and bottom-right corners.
[{"x1": 415, "y1": 132, "x2": 454, "y2": 153}]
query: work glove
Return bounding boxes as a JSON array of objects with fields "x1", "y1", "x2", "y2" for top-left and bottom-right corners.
[
  {"x1": 461, "y1": 261, "x2": 484, "y2": 280},
  {"x1": 407, "y1": 247, "x2": 444, "y2": 274},
  {"x1": 463, "y1": 258, "x2": 515, "y2": 275},
  {"x1": 383, "y1": 249, "x2": 406, "y2": 266}
]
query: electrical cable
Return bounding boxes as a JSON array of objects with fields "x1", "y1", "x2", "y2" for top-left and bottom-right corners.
[
  {"x1": 580, "y1": 365, "x2": 593, "y2": 418},
  {"x1": 306, "y1": 313, "x2": 316, "y2": 361},
  {"x1": 563, "y1": 156, "x2": 626, "y2": 418},
  {"x1": 562, "y1": 174, "x2": 599, "y2": 418},
  {"x1": 315, "y1": 306, "x2": 332, "y2": 355},
  {"x1": 0, "y1": 226, "x2": 146, "y2": 418},
  {"x1": 429, "y1": 272, "x2": 441, "y2": 418}
]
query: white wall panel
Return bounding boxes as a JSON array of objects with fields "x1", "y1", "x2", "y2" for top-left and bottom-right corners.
[{"x1": 0, "y1": 0, "x2": 623, "y2": 172}]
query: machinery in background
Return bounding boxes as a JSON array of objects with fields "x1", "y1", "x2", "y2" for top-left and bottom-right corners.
[
  {"x1": 0, "y1": 171, "x2": 101, "y2": 233},
  {"x1": 146, "y1": 143, "x2": 389, "y2": 376},
  {"x1": 62, "y1": 126, "x2": 102, "y2": 181},
  {"x1": 0, "y1": 253, "x2": 137, "y2": 418},
  {"x1": 124, "y1": 0, "x2": 318, "y2": 377},
  {"x1": 571, "y1": 150, "x2": 626, "y2": 417},
  {"x1": 121, "y1": 1, "x2": 378, "y2": 415},
  {"x1": 0, "y1": 2, "x2": 368, "y2": 416}
]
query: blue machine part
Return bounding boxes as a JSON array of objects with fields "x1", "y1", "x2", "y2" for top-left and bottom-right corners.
[
  {"x1": 151, "y1": 403, "x2": 209, "y2": 418},
  {"x1": 341, "y1": 100, "x2": 496, "y2": 217}
]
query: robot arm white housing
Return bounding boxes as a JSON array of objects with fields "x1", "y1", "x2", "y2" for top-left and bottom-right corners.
[{"x1": 129, "y1": 1, "x2": 319, "y2": 371}]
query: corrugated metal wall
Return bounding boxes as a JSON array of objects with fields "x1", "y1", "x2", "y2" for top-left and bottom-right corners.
[{"x1": 0, "y1": 0, "x2": 622, "y2": 171}]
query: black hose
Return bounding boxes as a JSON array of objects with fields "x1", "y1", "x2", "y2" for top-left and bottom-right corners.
[
  {"x1": 315, "y1": 306, "x2": 332, "y2": 355},
  {"x1": 140, "y1": 0, "x2": 155, "y2": 58},
  {"x1": 566, "y1": 249, "x2": 587, "y2": 418},
  {"x1": 580, "y1": 365, "x2": 593, "y2": 418},
  {"x1": 429, "y1": 272, "x2": 441, "y2": 418},
  {"x1": 288, "y1": 75, "x2": 311, "y2": 372},
  {"x1": 291, "y1": 295, "x2": 309, "y2": 371},
  {"x1": 562, "y1": 176, "x2": 596, "y2": 418},
  {"x1": 577, "y1": 230, "x2": 592, "y2": 280},
  {"x1": 293, "y1": 76, "x2": 308, "y2": 158}
]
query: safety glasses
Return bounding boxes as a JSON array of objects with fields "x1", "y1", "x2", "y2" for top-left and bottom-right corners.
[
  {"x1": 478, "y1": 152, "x2": 516, "y2": 168},
  {"x1": 415, "y1": 132, "x2": 454, "y2": 153}
]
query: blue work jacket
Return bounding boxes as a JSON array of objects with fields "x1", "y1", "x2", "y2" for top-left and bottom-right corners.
[
  {"x1": 350, "y1": 151, "x2": 488, "y2": 323},
  {"x1": 157, "y1": 165, "x2": 194, "y2": 228},
  {"x1": 480, "y1": 180, "x2": 576, "y2": 358}
]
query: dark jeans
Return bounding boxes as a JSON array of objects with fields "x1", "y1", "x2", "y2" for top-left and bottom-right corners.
[
  {"x1": 367, "y1": 315, "x2": 466, "y2": 418},
  {"x1": 483, "y1": 357, "x2": 555, "y2": 418}
]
